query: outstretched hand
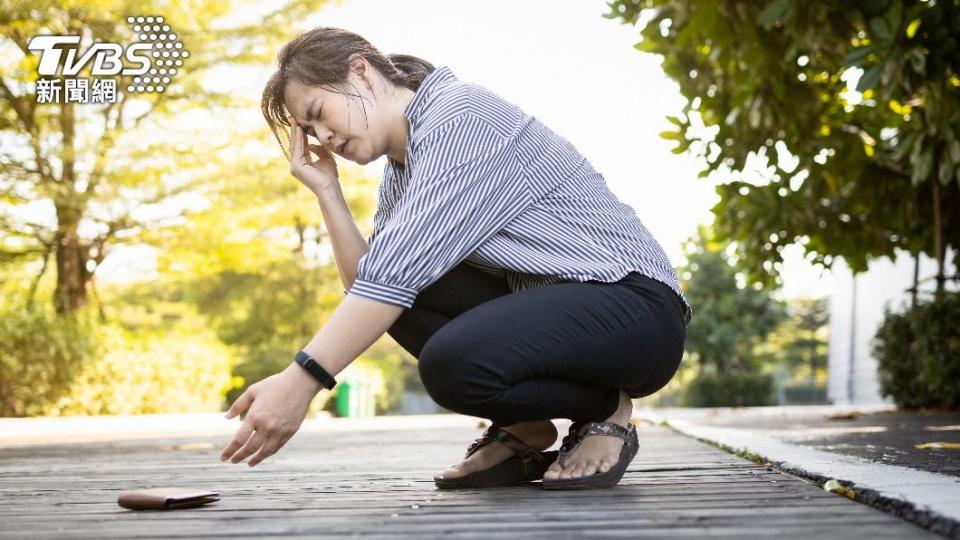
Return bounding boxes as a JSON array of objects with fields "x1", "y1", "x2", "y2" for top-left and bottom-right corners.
[{"x1": 220, "y1": 365, "x2": 322, "y2": 467}]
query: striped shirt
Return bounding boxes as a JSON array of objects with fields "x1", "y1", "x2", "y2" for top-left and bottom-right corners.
[{"x1": 345, "y1": 65, "x2": 693, "y2": 327}]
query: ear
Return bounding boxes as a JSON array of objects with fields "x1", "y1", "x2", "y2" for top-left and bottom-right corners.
[{"x1": 349, "y1": 55, "x2": 375, "y2": 93}]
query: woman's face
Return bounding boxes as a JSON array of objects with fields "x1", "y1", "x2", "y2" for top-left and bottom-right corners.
[{"x1": 283, "y1": 68, "x2": 382, "y2": 165}]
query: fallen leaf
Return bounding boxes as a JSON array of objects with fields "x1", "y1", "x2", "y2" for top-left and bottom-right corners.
[
  {"x1": 823, "y1": 479, "x2": 856, "y2": 499},
  {"x1": 826, "y1": 410, "x2": 862, "y2": 420},
  {"x1": 915, "y1": 442, "x2": 960, "y2": 449}
]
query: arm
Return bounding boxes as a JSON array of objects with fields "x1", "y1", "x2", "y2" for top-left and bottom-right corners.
[
  {"x1": 297, "y1": 293, "x2": 404, "y2": 383},
  {"x1": 314, "y1": 183, "x2": 369, "y2": 292},
  {"x1": 283, "y1": 120, "x2": 380, "y2": 292}
]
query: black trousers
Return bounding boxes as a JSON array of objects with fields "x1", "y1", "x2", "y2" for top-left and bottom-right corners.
[{"x1": 387, "y1": 261, "x2": 687, "y2": 426}]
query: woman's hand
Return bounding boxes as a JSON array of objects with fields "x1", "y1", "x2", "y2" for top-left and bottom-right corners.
[
  {"x1": 220, "y1": 363, "x2": 323, "y2": 467},
  {"x1": 289, "y1": 121, "x2": 340, "y2": 195}
]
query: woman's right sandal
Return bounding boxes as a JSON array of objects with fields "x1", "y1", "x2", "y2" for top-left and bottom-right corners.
[
  {"x1": 540, "y1": 420, "x2": 639, "y2": 490},
  {"x1": 433, "y1": 424, "x2": 559, "y2": 489}
]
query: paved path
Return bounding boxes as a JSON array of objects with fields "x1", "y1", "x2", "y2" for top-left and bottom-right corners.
[
  {"x1": 0, "y1": 413, "x2": 940, "y2": 538},
  {"x1": 636, "y1": 406, "x2": 960, "y2": 539}
]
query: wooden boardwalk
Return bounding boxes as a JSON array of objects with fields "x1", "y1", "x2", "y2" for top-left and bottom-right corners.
[{"x1": 0, "y1": 416, "x2": 940, "y2": 538}]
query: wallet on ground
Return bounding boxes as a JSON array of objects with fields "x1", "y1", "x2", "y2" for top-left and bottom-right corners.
[{"x1": 117, "y1": 487, "x2": 220, "y2": 510}]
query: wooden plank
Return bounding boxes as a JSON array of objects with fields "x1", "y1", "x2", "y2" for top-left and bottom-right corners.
[{"x1": 0, "y1": 420, "x2": 940, "y2": 538}]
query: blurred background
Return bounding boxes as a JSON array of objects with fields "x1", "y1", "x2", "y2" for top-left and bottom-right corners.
[{"x1": 1, "y1": 0, "x2": 957, "y2": 419}]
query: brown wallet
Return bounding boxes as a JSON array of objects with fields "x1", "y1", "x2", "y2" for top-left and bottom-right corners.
[{"x1": 117, "y1": 487, "x2": 220, "y2": 510}]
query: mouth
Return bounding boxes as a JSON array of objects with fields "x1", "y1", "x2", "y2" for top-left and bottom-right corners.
[{"x1": 337, "y1": 140, "x2": 348, "y2": 154}]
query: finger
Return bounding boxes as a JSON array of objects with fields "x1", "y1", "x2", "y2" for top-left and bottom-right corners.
[
  {"x1": 250, "y1": 427, "x2": 298, "y2": 467},
  {"x1": 220, "y1": 420, "x2": 254, "y2": 462},
  {"x1": 229, "y1": 427, "x2": 266, "y2": 464},
  {"x1": 224, "y1": 389, "x2": 254, "y2": 420},
  {"x1": 309, "y1": 143, "x2": 328, "y2": 157},
  {"x1": 248, "y1": 438, "x2": 281, "y2": 467},
  {"x1": 300, "y1": 125, "x2": 309, "y2": 158},
  {"x1": 290, "y1": 122, "x2": 302, "y2": 162}
]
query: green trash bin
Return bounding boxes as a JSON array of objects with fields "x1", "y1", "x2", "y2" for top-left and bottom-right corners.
[
  {"x1": 334, "y1": 368, "x2": 381, "y2": 417},
  {"x1": 335, "y1": 380, "x2": 357, "y2": 417}
]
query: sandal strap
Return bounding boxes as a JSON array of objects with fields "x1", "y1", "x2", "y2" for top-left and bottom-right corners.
[
  {"x1": 557, "y1": 420, "x2": 635, "y2": 468},
  {"x1": 463, "y1": 424, "x2": 548, "y2": 476},
  {"x1": 579, "y1": 420, "x2": 633, "y2": 442}
]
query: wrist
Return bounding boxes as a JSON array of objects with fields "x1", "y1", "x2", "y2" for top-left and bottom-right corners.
[
  {"x1": 291, "y1": 350, "x2": 338, "y2": 392},
  {"x1": 286, "y1": 361, "x2": 325, "y2": 395},
  {"x1": 313, "y1": 182, "x2": 341, "y2": 199}
]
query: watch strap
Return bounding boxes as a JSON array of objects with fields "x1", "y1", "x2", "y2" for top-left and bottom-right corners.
[{"x1": 293, "y1": 350, "x2": 337, "y2": 390}]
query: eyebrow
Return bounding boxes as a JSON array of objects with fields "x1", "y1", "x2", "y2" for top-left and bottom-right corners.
[{"x1": 303, "y1": 97, "x2": 318, "y2": 123}]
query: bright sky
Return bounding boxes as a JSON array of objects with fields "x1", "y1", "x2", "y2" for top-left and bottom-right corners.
[{"x1": 96, "y1": 0, "x2": 834, "y2": 299}]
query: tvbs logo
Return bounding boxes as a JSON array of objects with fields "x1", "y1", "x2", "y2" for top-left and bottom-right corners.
[{"x1": 28, "y1": 15, "x2": 188, "y2": 103}]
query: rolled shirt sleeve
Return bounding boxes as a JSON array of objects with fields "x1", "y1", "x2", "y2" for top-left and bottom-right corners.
[{"x1": 346, "y1": 113, "x2": 533, "y2": 308}]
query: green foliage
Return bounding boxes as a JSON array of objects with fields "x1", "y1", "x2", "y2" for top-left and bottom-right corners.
[
  {"x1": 683, "y1": 370, "x2": 776, "y2": 407},
  {"x1": 48, "y1": 315, "x2": 242, "y2": 415},
  {"x1": 0, "y1": 302, "x2": 98, "y2": 416},
  {"x1": 0, "y1": 0, "x2": 412, "y2": 416},
  {"x1": 606, "y1": 0, "x2": 960, "y2": 289},
  {"x1": 754, "y1": 296, "x2": 830, "y2": 404},
  {"x1": 0, "y1": 0, "x2": 329, "y2": 314},
  {"x1": 0, "y1": 298, "x2": 243, "y2": 416},
  {"x1": 777, "y1": 296, "x2": 830, "y2": 377},
  {"x1": 873, "y1": 291, "x2": 960, "y2": 409},
  {"x1": 678, "y1": 225, "x2": 788, "y2": 373},
  {"x1": 677, "y1": 225, "x2": 786, "y2": 406}
]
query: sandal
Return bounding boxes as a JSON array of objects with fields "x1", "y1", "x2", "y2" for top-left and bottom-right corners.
[
  {"x1": 540, "y1": 420, "x2": 639, "y2": 490},
  {"x1": 433, "y1": 424, "x2": 559, "y2": 489}
]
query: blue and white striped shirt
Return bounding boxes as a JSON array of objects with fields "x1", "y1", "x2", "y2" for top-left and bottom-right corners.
[{"x1": 346, "y1": 65, "x2": 693, "y2": 327}]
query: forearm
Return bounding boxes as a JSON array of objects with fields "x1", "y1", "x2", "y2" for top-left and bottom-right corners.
[
  {"x1": 294, "y1": 294, "x2": 405, "y2": 390},
  {"x1": 314, "y1": 184, "x2": 370, "y2": 291}
]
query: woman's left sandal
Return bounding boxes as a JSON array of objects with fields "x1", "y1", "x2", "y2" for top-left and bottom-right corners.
[
  {"x1": 433, "y1": 424, "x2": 559, "y2": 489},
  {"x1": 540, "y1": 420, "x2": 639, "y2": 490}
]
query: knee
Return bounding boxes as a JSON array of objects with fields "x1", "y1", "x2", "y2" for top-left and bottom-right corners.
[
  {"x1": 417, "y1": 331, "x2": 497, "y2": 412},
  {"x1": 417, "y1": 333, "x2": 465, "y2": 410}
]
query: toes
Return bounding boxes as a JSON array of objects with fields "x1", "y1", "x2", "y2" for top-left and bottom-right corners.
[
  {"x1": 598, "y1": 460, "x2": 612, "y2": 473},
  {"x1": 582, "y1": 461, "x2": 599, "y2": 477},
  {"x1": 442, "y1": 465, "x2": 465, "y2": 479},
  {"x1": 543, "y1": 461, "x2": 563, "y2": 480},
  {"x1": 564, "y1": 462, "x2": 586, "y2": 479}
]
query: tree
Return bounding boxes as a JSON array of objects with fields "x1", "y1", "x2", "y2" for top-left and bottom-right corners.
[
  {"x1": 0, "y1": 0, "x2": 327, "y2": 315},
  {"x1": 781, "y1": 296, "x2": 830, "y2": 382},
  {"x1": 677, "y1": 225, "x2": 789, "y2": 406},
  {"x1": 606, "y1": 0, "x2": 960, "y2": 295},
  {"x1": 759, "y1": 295, "x2": 830, "y2": 402},
  {"x1": 678, "y1": 224, "x2": 788, "y2": 372}
]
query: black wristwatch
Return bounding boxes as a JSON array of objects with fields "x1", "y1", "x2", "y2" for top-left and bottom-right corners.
[{"x1": 293, "y1": 350, "x2": 337, "y2": 390}]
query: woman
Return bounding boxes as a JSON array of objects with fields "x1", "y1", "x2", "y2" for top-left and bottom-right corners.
[{"x1": 220, "y1": 27, "x2": 692, "y2": 491}]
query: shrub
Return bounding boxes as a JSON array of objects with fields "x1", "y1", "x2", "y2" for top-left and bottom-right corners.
[
  {"x1": 874, "y1": 291, "x2": 960, "y2": 410},
  {"x1": 684, "y1": 370, "x2": 775, "y2": 407},
  {"x1": 48, "y1": 318, "x2": 242, "y2": 416},
  {"x1": 0, "y1": 304, "x2": 98, "y2": 417},
  {"x1": 0, "y1": 300, "x2": 246, "y2": 416}
]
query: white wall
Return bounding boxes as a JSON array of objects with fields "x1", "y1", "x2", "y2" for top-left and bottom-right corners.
[{"x1": 827, "y1": 248, "x2": 958, "y2": 405}]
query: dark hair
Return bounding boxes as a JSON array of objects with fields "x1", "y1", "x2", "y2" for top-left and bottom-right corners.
[{"x1": 261, "y1": 27, "x2": 435, "y2": 160}]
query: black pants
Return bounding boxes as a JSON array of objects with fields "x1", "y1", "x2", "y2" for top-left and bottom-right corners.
[{"x1": 387, "y1": 261, "x2": 687, "y2": 426}]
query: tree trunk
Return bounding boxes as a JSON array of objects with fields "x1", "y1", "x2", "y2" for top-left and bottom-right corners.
[
  {"x1": 933, "y1": 179, "x2": 945, "y2": 301},
  {"x1": 53, "y1": 201, "x2": 91, "y2": 315}
]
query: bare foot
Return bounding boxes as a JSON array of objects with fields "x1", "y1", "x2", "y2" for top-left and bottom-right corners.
[
  {"x1": 542, "y1": 390, "x2": 633, "y2": 480},
  {"x1": 440, "y1": 420, "x2": 558, "y2": 479}
]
